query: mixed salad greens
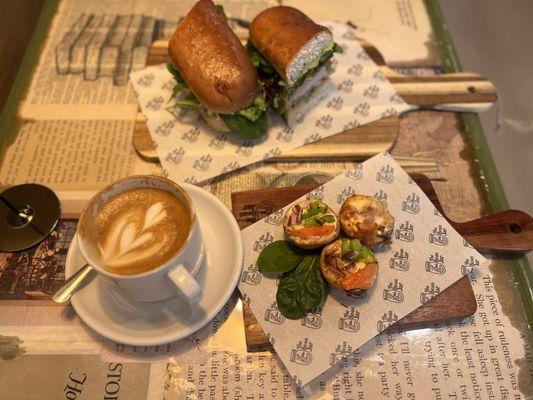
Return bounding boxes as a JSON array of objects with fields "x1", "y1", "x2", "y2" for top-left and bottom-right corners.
[
  {"x1": 246, "y1": 41, "x2": 343, "y2": 112},
  {"x1": 167, "y1": 63, "x2": 267, "y2": 139}
]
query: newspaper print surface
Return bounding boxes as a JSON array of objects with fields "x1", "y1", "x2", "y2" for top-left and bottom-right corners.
[
  {"x1": 131, "y1": 22, "x2": 410, "y2": 184},
  {"x1": 238, "y1": 153, "x2": 489, "y2": 386}
]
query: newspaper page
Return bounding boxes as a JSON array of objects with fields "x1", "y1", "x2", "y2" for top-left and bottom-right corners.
[{"x1": 0, "y1": 119, "x2": 161, "y2": 191}]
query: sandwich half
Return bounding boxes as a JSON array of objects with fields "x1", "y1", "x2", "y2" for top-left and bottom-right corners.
[
  {"x1": 248, "y1": 6, "x2": 342, "y2": 125},
  {"x1": 168, "y1": 0, "x2": 267, "y2": 139}
]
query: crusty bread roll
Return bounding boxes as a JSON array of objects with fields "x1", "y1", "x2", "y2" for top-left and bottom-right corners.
[
  {"x1": 249, "y1": 6, "x2": 333, "y2": 85},
  {"x1": 168, "y1": 0, "x2": 258, "y2": 114}
]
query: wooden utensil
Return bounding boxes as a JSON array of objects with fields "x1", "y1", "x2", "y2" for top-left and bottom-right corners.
[
  {"x1": 133, "y1": 39, "x2": 497, "y2": 163},
  {"x1": 231, "y1": 174, "x2": 533, "y2": 351}
]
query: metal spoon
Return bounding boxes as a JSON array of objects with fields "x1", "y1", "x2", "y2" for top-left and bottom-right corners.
[{"x1": 52, "y1": 264, "x2": 95, "y2": 303}]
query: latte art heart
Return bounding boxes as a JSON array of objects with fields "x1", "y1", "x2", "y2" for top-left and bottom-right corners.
[{"x1": 94, "y1": 188, "x2": 191, "y2": 275}]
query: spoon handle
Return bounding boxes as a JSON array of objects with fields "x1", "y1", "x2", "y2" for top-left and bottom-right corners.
[{"x1": 52, "y1": 264, "x2": 94, "y2": 303}]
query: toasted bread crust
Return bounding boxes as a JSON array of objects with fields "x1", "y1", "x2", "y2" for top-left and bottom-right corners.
[
  {"x1": 249, "y1": 6, "x2": 331, "y2": 82},
  {"x1": 168, "y1": 0, "x2": 258, "y2": 114}
]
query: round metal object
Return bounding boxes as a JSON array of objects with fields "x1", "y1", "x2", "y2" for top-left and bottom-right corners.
[{"x1": 0, "y1": 184, "x2": 60, "y2": 252}]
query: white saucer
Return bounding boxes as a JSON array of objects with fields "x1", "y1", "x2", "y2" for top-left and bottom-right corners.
[{"x1": 65, "y1": 183, "x2": 243, "y2": 346}]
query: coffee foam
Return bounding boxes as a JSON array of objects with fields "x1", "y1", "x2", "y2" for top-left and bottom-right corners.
[{"x1": 94, "y1": 188, "x2": 190, "y2": 275}]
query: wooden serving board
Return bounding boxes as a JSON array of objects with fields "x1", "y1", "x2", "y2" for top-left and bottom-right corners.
[
  {"x1": 231, "y1": 174, "x2": 533, "y2": 351},
  {"x1": 133, "y1": 39, "x2": 497, "y2": 163}
]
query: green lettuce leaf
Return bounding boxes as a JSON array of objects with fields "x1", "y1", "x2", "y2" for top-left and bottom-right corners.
[{"x1": 220, "y1": 111, "x2": 267, "y2": 139}]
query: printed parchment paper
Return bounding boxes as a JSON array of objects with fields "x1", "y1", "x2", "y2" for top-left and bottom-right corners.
[
  {"x1": 130, "y1": 22, "x2": 410, "y2": 184},
  {"x1": 238, "y1": 153, "x2": 489, "y2": 386}
]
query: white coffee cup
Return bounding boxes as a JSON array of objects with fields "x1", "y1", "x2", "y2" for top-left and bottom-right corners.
[{"x1": 77, "y1": 175, "x2": 204, "y2": 303}]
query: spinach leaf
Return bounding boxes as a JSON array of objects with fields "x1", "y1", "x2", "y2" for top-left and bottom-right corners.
[
  {"x1": 219, "y1": 111, "x2": 267, "y2": 139},
  {"x1": 276, "y1": 255, "x2": 328, "y2": 319},
  {"x1": 257, "y1": 240, "x2": 305, "y2": 274}
]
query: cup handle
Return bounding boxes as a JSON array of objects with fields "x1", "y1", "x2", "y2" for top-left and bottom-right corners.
[{"x1": 167, "y1": 265, "x2": 202, "y2": 303}]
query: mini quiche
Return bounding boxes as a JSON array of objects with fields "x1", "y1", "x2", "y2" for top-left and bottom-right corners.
[
  {"x1": 339, "y1": 195, "x2": 394, "y2": 248},
  {"x1": 283, "y1": 199, "x2": 340, "y2": 249},
  {"x1": 320, "y1": 238, "x2": 378, "y2": 293}
]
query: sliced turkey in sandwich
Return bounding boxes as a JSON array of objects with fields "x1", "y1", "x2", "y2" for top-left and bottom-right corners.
[
  {"x1": 167, "y1": 0, "x2": 267, "y2": 139},
  {"x1": 247, "y1": 6, "x2": 342, "y2": 125}
]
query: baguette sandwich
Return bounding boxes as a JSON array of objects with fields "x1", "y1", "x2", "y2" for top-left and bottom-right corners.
[
  {"x1": 248, "y1": 7, "x2": 342, "y2": 125},
  {"x1": 168, "y1": 0, "x2": 267, "y2": 138}
]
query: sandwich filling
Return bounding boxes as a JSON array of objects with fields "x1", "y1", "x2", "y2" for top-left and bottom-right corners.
[
  {"x1": 168, "y1": 63, "x2": 267, "y2": 139},
  {"x1": 247, "y1": 40, "x2": 342, "y2": 117}
]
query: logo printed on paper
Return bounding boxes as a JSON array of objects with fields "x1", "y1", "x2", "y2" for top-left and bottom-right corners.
[
  {"x1": 373, "y1": 71, "x2": 387, "y2": 81},
  {"x1": 208, "y1": 133, "x2": 227, "y2": 150},
  {"x1": 434, "y1": 207, "x2": 443, "y2": 217},
  {"x1": 220, "y1": 161, "x2": 241, "y2": 174},
  {"x1": 381, "y1": 108, "x2": 398, "y2": 118},
  {"x1": 383, "y1": 279, "x2": 404, "y2": 303},
  {"x1": 363, "y1": 84, "x2": 380, "y2": 99},
  {"x1": 303, "y1": 133, "x2": 322, "y2": 144},
  {"x1": 338, "y1": 308, "x2": 360, "y2": 333},
  {"x1": 425, "y1": 252, "x2": 446, "y2": 275},
  {"x1": 337, "y1": 79, "x2": 354, "y2": 93},
  {"x1": 329, "y1": 342, "x2": 353, "y2": 367},
  {"x1": 315, "y1": 115, "x2": 333, "y2": 129},
  {"x1": 264, "y1": 301, "x2": 285, "y2": 325},
  {"x1": 461, "y1": 256, "x2": 480, "y2": 276},
  {"x1": 377, "y1": 311, "x2": 398, "y2": 332},
  {"x1": 429, "y1": 225, "x2": 449, "y2": 246},
  {"x1": 181, "y1": 127, "x2": 200, "y2": 143},
  {"x1": 137, "y1": 73, "x2": 154, "y2": 87},
  {"x1": 463, "y1": 239, "x2": 474, "y2": 248},
  {"x1": 376, "y1": 165, "x2": 394, "y2": 183},
  {"x1": 343, "y1": 120, "x2": 360, "y2": 130},
  {"x1": 300, "y1": 308, "x2": 323, "y2": 329},
  {"x1": 165, "y1": 147, "x2": 185, "y2": 164},
  {"x1": 145, "y1": 96, "x2": 164, "y2": 110},
  {"x1": 235, "y1": 141, "x2": 254, "y2": 157},
  {"x1": 160, "y1": 79, "x2": 175, "y2": 91},
  {"x1": 395, "y1": 221, "x2": 414, "y2": 242},
  {"x1": 290, "y1": 339, "x2": 313, "y2": 366},
  {"x1": 192, "y1": 155, "x2": 213, "y2": 172},
  {"x1": 389, "y1": 249, "x2": 410, "y2": 271},
  {"x1": 348, "y1": 63, "x2": 363, "y2": 76},
  {"x1": 266, "y1": 333, "x2": 276, "y2": 346},
  {"x1": 276, "y1": 126, "x2": 294, "y2": 143},
  {"x1": 263, "y1": 147, "x2": 281, "y2": 160},
  {"x1": 253, "y1": 232, "x2": 274, "y2": 252},
  {"x1": 327, "y1": 96, "x2": 343, "y2": 110},
  {"x1": 155, "y1": 121, "x2": 174, "y2": 136},
  {"x1": 390, "y1": 93, "x2": 404, "y2": 104},
  {"x1": 353, "y1": 102, "x2": 370, "y2": 116},
  {"x1": 183, "y1": 176, "x2": 197, "y2": 185},
  {"x1": 373, "y1": 190, "x2": 388, "y2": 208},
  {"x1": 420, "y1": 282, "x2": 441, "y2": 304},
  {"x1": 337, "y1": 187, "x2": 356, "y2": 204},
  {"x1": 345, "y1": 166, "x2": 363, "y2": 180},
  {"x1": 402, "y1": 193, "x2": 421, "y2": 214},
  {"x1": 265, "y1": 208, "x2": 284, "y2": 226},
  {"x1": 306, "y1": 186, "x2": 325, "y2": 201}
]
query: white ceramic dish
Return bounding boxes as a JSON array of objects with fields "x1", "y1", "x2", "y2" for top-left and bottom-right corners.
[{"x1": 65, "y1": 183, "x2": 243, "y2": 346}]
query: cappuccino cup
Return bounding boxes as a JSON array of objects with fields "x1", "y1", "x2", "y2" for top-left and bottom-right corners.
[{"x1": 77, "y1": 176, "x2": 204, "y2": 303}]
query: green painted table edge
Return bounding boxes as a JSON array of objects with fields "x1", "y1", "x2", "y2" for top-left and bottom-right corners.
[{"x1": 425, "y1": 0, "x2": 533, "y2": 334}]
